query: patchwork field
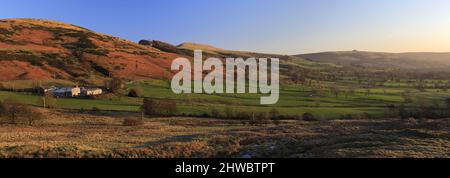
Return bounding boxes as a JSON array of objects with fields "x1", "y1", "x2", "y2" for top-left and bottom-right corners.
[
  {"x1": 0, "y1": 109, "x2": 448, "y2": 158},
  {"x1": 1, "y1": 79, "x2": 450, "y2": 119}
]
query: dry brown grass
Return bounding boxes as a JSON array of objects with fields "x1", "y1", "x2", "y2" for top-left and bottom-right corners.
[
  {"x1": 0, "y1": 109, "x2": 448, "y2": 158},
  {"x1": 0, "y1": 18, "x2": 178, "y2": 81}
]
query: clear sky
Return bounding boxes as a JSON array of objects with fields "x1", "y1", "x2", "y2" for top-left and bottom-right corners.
[{"x1": 1, "y1": 0, "x2": 450, "y2": 54}]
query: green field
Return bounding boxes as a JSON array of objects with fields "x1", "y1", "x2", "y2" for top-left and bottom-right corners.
[{"x1": 2, "y1": 79, "x2": 449, "y2": 119}]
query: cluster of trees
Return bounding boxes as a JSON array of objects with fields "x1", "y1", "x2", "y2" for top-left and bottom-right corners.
[
  {"x1": 37, "y1": 93, "x2": 57, "y2": 108},
  {"x1": 285, "y1": 65, "x2": 338, "y2": 85},
  {"x1": 412, "y1": 80, "x2": 450, "y2": 92},
  {"x1": 104, "y1": 78, "x2": 126, "y2": 100},
  {"x1": 141, "y1": 98, "x2": 177, "y2": 117},
  {"x1": 0, "y1": 98, "x2": 46, "y2": 126},
  {"x1": 104, "y1": 77, "x2": 145, "y2": 99},
  {"x1": 206, "y1": 107, "x2": 319, "y2": 122},
  {"x1": 285, "y1": 64, "x2": 450, "y2": 92},
  {"x1": 123, "y1": 97, "x2": 177, "y2": 126},
  {"x1": 385, "y1": 98, "x2": 450, "y2": 119},
  {"x1": 128, "y1": 87, "x2": 144, "y2": 97}
]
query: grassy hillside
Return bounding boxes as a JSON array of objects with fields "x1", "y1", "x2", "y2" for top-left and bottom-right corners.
[{"x1": 0, "y1": 18, "x2": 180, "y2": 82}]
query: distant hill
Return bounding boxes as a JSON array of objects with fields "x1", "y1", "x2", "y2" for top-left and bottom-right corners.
[
  {"x1": 178, "y1": 42, "x2": 224, "y2": 54},
  {"x1": 178, "y1": 42, "x2": 294, "y2": 60},
  {"x1": 298, "y1": 51, "x2": 450, "y2": 71}
]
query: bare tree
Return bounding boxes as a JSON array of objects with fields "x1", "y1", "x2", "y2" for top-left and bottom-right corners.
[
  {"x1": 141, "y1": 98, "x2": 177, "y2": 117},
  {"x1": 38, "y1": 93, "x2": 57, "y2": 108},
  {"x1": 330, "y1": 86, "x2": 340, "y2": 98},
  {"x1": 1, "y1": 98, "x2": 27, "y2": 124},
  {"x1": 113, "y1": 89, "x2": 126, "y2": 101},
  {"x1": 365, "y1": 88, "x2": 371, "y2": 96},
  {"x1": 1, "y1": 98, "x2": 48, "y2": 125},
  {"x1": 107, "y1": 77, "x2": 125, "y2": 92},
  {"x1": 24, "y1": 109, "x2": 46, "y2": 126}
]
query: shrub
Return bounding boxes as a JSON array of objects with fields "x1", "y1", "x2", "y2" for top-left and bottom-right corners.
[
  {"x1": 269, "y1": 108, "x2": 280, "y2": 120},
  {"x1": 24, "y1": 109, "x2": 46, "y2": 126},
  {"x1": 141, "y1": 98, "x2": 177, "y2": 117},
  {"x1": 210, "y1": 108, "x2": 220, "y2": 118},
  {"x1": 235, "y1": 111, "x2": 251, "y2": 120},
  {"x1": 277, "y1": 115, "x2": 290, "y2": 120},
  {"x1": 398, "y1": 104, "x2": 409, "y2": 120},
  {"x1": 340, "y1": 114, "x2": 354, "y2": 120},
  {"x1": 302, "y1": 112, "x2": 317, "y2": 121},
  {"x1": 224, "y1": 107, "x2": 234, "y2": 119},
  {"x1": 38, "y1": 93, "x2": 57, "y2": 108},
  {"x1": 360, "y1": 112, "x2": 372, "y2": 119},
  {"x1": 0, "y1": 83, "x2": 5, "y2": 90},
  {"x1": 1, "y1": 98, "x2": 27, "y2": 124},
  {"x1": 199, "y1": 112, "x2": 211, "y2": 118},
  {"x1": 128, "y1": 87, "x2": 144, "y2": 98},
  {"x1": 446, "y1": 98, "x2": 450, "y2": 112},
  {"x1": 91, "y1": 107, "x2": 100, "y2": 112},
  {"x1": 91, "y1": 93, "x2": 115, "y2": 100},
  {"x1": 113, "y1": 89, "x2": 126, "y2": 100},
  {"x1": 211, "y1": 136, "x2": 241, "y2": 157},
  {"x1": 0, "y1": 100, "x2": 5, "y2": 116},
  {"x1": 122, "y1": 118, "x2": 144, "y2": 126},
  {"x1": 1, "y1": 98, "x2": 46, "y2": 125},
  {"x1": 84, "y1": 48, "x2": 109, "y2": 56},
  {"x1": 256, "y1": 112, "x2": 269, "y2": 121},
  {"x1": 107, "y1": 78, "x2": 125, "y2": 91},
  {"x1": 251, "y1": 112, "x2": 270, "y2": 125}
]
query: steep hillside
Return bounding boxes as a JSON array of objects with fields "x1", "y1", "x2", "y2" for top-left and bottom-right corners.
[
  {"x1": 298, "y1": 51, "x2": 450, "y2": 71},
  {"x1": 0, "y1": 18, "x2": 336, "y2": 84},
  {"x1": 0, "y1": 18, "x2": 181, "y2": 82}
]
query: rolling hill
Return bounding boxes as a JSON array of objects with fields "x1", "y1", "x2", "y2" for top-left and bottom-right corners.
[
  {"x1": 298, "y1": 51, "x2": 450, "y2": 71},
  {"x1": 0, "y1": 18, "x2": 307, "y2": 85},
  {"x1": 0, "y1": 18, "x2": 181, "y2": 83},
  {"x1": 2, "y1": 18, "x2": 450, "y2": 85}
]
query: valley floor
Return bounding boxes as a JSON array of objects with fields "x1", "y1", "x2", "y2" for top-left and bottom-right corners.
[{"x1": 0, "y1": 109, "x2": 448, "y2": 158}]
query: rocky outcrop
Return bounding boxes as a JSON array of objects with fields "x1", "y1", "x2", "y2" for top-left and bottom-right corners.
[{"x1": 139, "y1": 40, "x2": 193, "y2": 57}]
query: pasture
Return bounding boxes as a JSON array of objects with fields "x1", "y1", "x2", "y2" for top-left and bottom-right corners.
[{"x1": 1, "y1": 79, "x2": 449, "y2": 119}]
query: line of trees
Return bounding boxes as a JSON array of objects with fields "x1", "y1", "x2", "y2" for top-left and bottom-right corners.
[
  {"x1": 385, "y1": 98, "x2": 450, "y2": 120},
  {"x1": 141, "y1": 97, "x2": 177, "y2": 117},
  {"x1": 205, "y1": 107, "x2": 320, "y2": 122}
]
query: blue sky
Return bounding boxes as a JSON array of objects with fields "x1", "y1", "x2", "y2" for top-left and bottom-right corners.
[{"x1": 1, "y1": 0, "x2": 450, "y2": 54}]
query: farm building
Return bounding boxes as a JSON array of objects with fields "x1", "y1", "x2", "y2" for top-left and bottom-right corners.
[
  {"x1": 52, "y1": 86, "x2": 81, "y2": 97},
  {"x1": 81, "y1": 87, "x2": 103, "y2": 96},
  {"x1": 39, "y1": 86, "x2": 103, "y2": 98},
  {"x1": 36, "y1": 86, "x2": 57, "y2": 95}
]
